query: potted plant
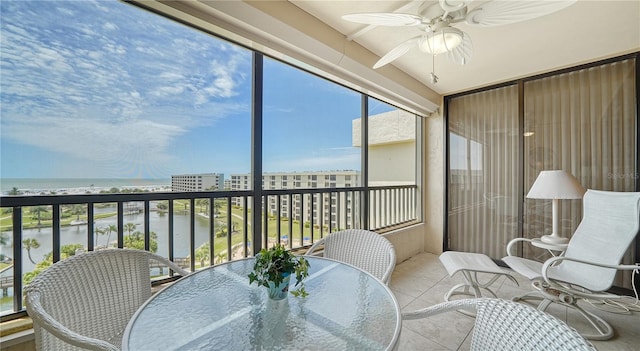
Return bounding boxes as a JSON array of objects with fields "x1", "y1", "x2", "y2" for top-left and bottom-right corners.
[{"x1": 248, "y1": 244, "x2": 310, "y2": 300}]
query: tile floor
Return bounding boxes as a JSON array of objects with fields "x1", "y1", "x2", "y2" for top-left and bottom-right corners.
[{"x1": 390, "y1": 252, "x2": 640, "y2": 351}]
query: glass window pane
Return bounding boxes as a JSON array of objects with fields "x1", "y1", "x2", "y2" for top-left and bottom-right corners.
[
  {"x1": 262, "y1": 57, "x2": 361, "y2": 243},
  {"x1": 0, "y1": 0, "x2": 253, "y2": 315},
  {"x1": 366, "y1": 97, "x2": 420, "y2": 229},
  {"x1": 1, "y1": 0, "x2": 251, "y2": 184}
]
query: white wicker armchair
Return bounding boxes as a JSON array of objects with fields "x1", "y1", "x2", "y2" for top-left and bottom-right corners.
[
  {"x1": 25, "y1": 248, "x2": 189, "y2": 351},
  {"x1": 305, "y1": 229, "x2": 396, "y2": 284},
  {"x1": 403, "y1": 298, "x2": 596, "y2": 351}
]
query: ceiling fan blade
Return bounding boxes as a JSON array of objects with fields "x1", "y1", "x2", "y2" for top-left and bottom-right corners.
[
  {"x1": 446, "y1": 32, "x2": 473, "y2": 65},
  {"x1": 373, "y1": 36, "x2": 422, "y2": 69},
  {"x1": 465, "y1": 0, "x2": 577, "y2": 27},
  {"x1": 342, "y1": 13, "x2": 423, "y2": 26}
]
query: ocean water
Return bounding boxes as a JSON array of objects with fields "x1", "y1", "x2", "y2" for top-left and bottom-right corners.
[{"x1": 0, "y1": 178, "x2": 170, "y2": 194}]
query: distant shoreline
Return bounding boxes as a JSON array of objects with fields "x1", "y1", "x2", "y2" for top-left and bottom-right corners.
[{"x1": 0, "y1": 178, "x2": 171, "y2": 195}]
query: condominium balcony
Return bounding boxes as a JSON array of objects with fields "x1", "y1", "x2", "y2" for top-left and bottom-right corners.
[{"x1": 1, "y1": 1, "x2": 639, "y2": 350}]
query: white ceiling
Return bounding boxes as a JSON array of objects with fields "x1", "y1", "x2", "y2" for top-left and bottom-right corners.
[
  {"x1": 145, "y1": 0, "x2": 638, "y2": 114},
  {"x1": 289, "y1": 0, "x2": 640, "y2": 95}
]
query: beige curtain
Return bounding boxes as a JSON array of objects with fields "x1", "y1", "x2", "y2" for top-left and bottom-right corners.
[
  {"x1": 448, "y1": 85, "x2": 519, "y2": 259},
  {"x1": 447, "y1": 58, "x2": 637, "y2": 290},
  {"x1": 523, "y1": 59, "x2": 637, "y2": 289}
]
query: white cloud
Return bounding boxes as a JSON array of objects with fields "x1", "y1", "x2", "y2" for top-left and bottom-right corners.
[
  {"x1": 4, "y1": 116, "x2": 185, "y2": 169},
  {"x1": 0, "y1": 0, "x2": 251, "y2": 178},
  {"x1": 102, "y1": 22, "x2": 118, "y2": 31}
]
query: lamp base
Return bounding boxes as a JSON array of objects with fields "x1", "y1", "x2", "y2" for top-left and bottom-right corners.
[{"x1": 540, "y1": 234, "x2": 569, "y2": 245}]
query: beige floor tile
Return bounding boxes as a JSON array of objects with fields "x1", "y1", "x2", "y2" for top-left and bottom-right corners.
[
  {"x1": 392, "y1": 252, "x2": 640, "y2": 351},
  {"x1": 396, "y1": 327, "x2": 454, "y2": 351}
]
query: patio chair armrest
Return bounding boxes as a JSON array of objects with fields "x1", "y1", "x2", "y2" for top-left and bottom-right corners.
[
  {"x1": 149, "y1": 254, "x2": 190, "y2": 276},
  {"x1": 402, "y1": 299, "x2": 476, "y2": 320},
  {"x1": 505, "y1": 238, "x2": 534, "y2": 256},
  {"x1": 542, "y1": 257, "x2": 639, "y2": 285},
  {"x1": 26, "y1": 292, "x2": 119, "y2": 351},
  {"x1": 304, "y1": 239, "x2": 325, "y2": 256},
  {"x1": 380, "y1": 245, "x2": 397, "y2": 284}
]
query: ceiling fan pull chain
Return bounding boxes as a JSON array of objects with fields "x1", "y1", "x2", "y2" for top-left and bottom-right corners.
[{"x1": 430, "y1": 55, "x2": 439, "y2": 84}]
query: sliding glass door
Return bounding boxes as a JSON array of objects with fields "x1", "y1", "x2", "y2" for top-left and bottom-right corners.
[
  {"x1": 446, "y1": 55, "x2": 638, "y2": 289},
  {"x1": 522, "y1": 58, "x2": 637, "y2": 288},
  {"x1": 447, "y1": 85, "x2": 519, "y2": 259}
]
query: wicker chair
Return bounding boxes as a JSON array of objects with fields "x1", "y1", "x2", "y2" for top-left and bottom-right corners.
[
  {"x1": 305, "y1": 229, "x2": 396, "y2": 284},
  {"x1": 403, "y1": 298, "x2": 596, "y2": 351},
  {"x1": 25, "y1": 248, "x2": 189, "y2": 351}
]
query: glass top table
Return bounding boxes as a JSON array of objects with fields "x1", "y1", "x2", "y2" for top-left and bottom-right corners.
[{"x1": 122, "y1": 256, "x2": 401, "y2": 351}]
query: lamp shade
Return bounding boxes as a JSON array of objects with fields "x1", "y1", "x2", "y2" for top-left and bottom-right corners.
[{"x1": 527, "y1": 170, "x2": 585, "y2": 199}]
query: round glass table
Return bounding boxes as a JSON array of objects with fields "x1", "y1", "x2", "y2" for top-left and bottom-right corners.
[{"x1": 122, "y1": 256, "x2": 401, "y2": 351}]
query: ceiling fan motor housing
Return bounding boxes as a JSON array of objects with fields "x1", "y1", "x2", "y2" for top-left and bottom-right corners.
[{"x1": 418, "y1": 1, "x2": 467, "y2": 24}]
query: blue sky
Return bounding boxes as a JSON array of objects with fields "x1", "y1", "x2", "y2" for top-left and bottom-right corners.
[{"x1": 1, "y1": 0, "x2": 391, "y2": 179}]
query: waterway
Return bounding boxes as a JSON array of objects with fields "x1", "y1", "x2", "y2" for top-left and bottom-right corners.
[
  {"x1": 1, "y1": 207, "x2": 218, "y2": 273},
  {"x1": 0, "y1": 204, "x2": 251, "y2": 314}
]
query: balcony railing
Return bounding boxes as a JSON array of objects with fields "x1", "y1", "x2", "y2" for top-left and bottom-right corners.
[{"x1": 0, "y1": 184, "x2": 417, "y2": 318}]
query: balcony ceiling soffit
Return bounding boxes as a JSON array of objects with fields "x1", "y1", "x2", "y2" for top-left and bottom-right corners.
[{"x1": 288, "y1": 0, "x2": 640, "y2": 95}]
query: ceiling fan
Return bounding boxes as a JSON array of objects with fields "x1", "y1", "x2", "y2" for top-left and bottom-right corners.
[{"x1": 343, "y1": 0, "x2": 577, "y2": 72}]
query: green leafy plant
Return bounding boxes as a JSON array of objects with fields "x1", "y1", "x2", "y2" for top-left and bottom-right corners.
[{"x1": 248, "y1": 243, "x2": 310, "y2": 297}]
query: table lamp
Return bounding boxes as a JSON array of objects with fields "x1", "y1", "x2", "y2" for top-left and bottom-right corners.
[{"x1": 527, "y1": 170, "x2": 585, "y2": 244}]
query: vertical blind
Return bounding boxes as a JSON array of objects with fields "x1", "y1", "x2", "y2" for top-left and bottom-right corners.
[{"x1": 447, "y1": 57, "x2": 637, "y2": 289}]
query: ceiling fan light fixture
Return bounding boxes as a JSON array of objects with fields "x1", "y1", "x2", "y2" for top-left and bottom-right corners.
[{"x1": 419, "y1": 27, "x2": 463, "y2": 55}]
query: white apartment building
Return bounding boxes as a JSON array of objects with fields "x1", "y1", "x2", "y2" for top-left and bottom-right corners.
[
  {"x1": 228, "y1": 110, "x2": 416, "y2": 230},
  {"x1": 230, "y1": 171, "x2": 360, "y2": 229},
  {"x1": 352, "y1": 109, "x2": 416, "y2": 186},
  {"x1": 353, "y1": 109, "x2": 417, "y2": 229},
  {"x1": 171, "y1": 173, "x2": 224, "y2": 192}
]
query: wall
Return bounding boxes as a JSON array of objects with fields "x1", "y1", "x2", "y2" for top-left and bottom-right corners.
[
  {"x1": 383, "y1": 223, "x2": 425, "y2": 263},
  {"x1": 381, "y1": 106, "x2": 445, "y2": 261},
  {"x1": 423, "y1": 109, "x2": 445, "y2": 255}
]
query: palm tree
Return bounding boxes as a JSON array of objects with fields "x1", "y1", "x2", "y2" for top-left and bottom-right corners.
[
  {"x1": 94, "y1": 227, "x2": 106, "y2": 248},
  {"x1": 104, "y1": 224, "x2": 117, "y2": 248},
  {"x1": 124, "y1": 223, "x2": 137, "y2": 235},
  {"x1": 30, "y1": 206, "x2": 49, "y2": 227},
  {"x1": 23, "y1": 238, "x2": 40, "y2": 264},
  {"x1": 215, "y1": 252, "x2": 226, "y2": 264},
  {"x1": 0, "y1": 232, "x2": 9, "y2": 246},
  {"x1": 124, "y1": 231, "x2": 158, "y2": 252},
  {"x1": 213, "y1": 199, "x2": 224, "y2": 216},
  {"x1": 7, "y1": 187, "x2": 22, "y2": 195},
  {"x1": 156, "y1": 201, "x2": 168, "y2": 211},
  {"x1": 70, "y1": 204, "x2": 85, "y2": 221},
  {"x1": 195, "y1": 199, "x2": 209, "y2": 214},
  {"x1": 195, "y1": 244, "x2": 210, "y2": 268}
]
